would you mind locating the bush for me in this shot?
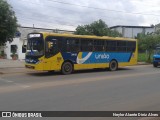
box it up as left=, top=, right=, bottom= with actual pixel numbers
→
left=138, top=52, right=153, bottom=63
left=10, top=53, right=18, bottom=60
left=0, top=51, right=6, bottom=59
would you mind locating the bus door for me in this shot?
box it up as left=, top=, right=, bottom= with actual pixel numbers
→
left=44, top=38, right=58, bottom=70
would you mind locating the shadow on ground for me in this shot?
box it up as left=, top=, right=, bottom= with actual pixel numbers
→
left=27, top=67, right=132, bottom=77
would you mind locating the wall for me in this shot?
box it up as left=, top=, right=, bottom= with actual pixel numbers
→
left=4, top=38, right=21, bottom=59
left=110, top=26, right=155, bottom=38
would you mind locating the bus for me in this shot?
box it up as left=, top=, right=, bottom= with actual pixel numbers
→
left=25, top=32, right=138, bottom=74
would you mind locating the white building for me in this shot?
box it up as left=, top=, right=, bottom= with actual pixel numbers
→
left=4, top=26, right=74, bottom=60
left=110, top=25, right=155, bottom=38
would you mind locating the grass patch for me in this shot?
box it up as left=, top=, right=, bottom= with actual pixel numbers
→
left=138, top=53, right=153, bottom=62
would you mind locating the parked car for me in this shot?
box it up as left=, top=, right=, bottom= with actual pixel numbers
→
left=153, top=47, right=160, bottom=67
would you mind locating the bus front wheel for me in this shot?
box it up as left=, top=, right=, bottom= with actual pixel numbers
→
left=61, top=62, right=73, bottom=75
left=109, top=60, right=118, bottom=71
left=153, top=63, right=158, bottom=67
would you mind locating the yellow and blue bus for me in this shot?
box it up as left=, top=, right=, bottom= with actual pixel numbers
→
left=25, top=32, right=138, bottom=74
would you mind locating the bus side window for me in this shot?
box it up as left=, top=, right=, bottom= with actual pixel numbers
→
left=66, top=38, right=80, bottom=52
left=94, top=40, right=105, bottom=51
left=81, top=39, right=93, bottom=51
left=106, top=40, right=117, bottom=52
left=45, top=37, right=59, bottom=58
left=117, top=41, right=127, bottom=52
left=127, top=41, right=136, bottom=52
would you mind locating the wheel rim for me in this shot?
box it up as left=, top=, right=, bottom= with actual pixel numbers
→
left=111, top=62, right=116, bottom=69
left=64, top=64, right=71, bottom=72
left=110, top=61, right=117, bottom=70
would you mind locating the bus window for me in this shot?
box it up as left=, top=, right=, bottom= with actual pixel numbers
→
left=81, top=39, right=93, bottom=51
left=127, top=41, right=136, bottom=52
left=117, top=41, right=127, bottom=52
left=45, top=37, right=58, bottom=58
left=66, top=38, right=80, bottom=52
left=94, top=40, right=105, bottom=51
left=106, top=41, right=117, bottom=52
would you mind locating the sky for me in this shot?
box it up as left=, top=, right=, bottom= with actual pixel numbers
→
left=7, top=0, right=160, bottom=31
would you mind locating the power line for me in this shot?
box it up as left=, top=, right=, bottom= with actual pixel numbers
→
left=12, top=0, right=160, bottom=24
left=14, top=8, right=142, bottom=24
left=130, top=0, right=160, bottom=7
left=10, top=0, right=160, bottom=17
left=15, top=8, right=158, bottom=28
left=16, top=15, right=77, bottom=27
left=46, top=0, right=160, bottom=17
left=8, top=0, right=160, bottom=28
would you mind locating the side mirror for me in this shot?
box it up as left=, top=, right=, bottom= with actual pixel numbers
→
left=22, top=44, right=26, bottom=49
left=23, top=38, right=27, bottom=49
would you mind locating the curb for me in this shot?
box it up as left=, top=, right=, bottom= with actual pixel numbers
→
left=0, top=67, right=24, bottom=69
left=137, top=62, right=152, bottom=65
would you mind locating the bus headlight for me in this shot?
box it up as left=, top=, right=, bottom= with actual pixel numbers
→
left=36, top=60, right=43, bottom=64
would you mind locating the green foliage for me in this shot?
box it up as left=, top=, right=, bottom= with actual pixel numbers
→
left=138, top=52, right=153, bottom=62
left=0, top=0, right=18, bottom=45
left=0, top=50, right=6, bottom=58
left=10, top=53, right=18, bottom=58
left=137, top=32, right=160, bottom=62
left=74, top=19, right=122, bottom=37
left=138, top=53, right=146, bottom=62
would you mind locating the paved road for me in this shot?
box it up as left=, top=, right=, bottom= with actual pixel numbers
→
left=0, top=65, right=160, bottom=119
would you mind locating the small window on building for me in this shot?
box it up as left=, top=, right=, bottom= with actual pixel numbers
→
left=22, top=45, right=26, bottom=53
left=11, top=45, right=18, bottom=53
left=15, top=31, right=21, bottom=37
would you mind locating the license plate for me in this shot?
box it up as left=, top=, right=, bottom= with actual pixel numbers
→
left=25, top=65, right=34, bottom=69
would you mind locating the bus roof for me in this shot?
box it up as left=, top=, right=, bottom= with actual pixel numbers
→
left=38, top=32, right=137, bottom=41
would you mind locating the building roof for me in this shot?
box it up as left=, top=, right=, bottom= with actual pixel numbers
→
left=19, top=26, right=75, bottom=32
left=110, top=25, right=154, bottom=29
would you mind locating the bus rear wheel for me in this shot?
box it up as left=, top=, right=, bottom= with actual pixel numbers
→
left=109, top=60, right=118, bottom=71
left=61, top=62, right=73, bottom=75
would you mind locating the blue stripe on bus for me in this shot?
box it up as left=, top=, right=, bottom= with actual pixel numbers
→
left=61, top=52, right=132, bottom=64
left=61, top=52, right=78, bottom=64
left=128, top=53, right=132, bottom=62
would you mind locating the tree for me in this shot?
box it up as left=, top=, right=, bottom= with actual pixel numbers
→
left=137, top=22, right=160, bottom=62
left=137, top=32, right=160, bottom=62
left=0, top=0, right=17, bottom=45
left=74, top=19, right=122, bottom=37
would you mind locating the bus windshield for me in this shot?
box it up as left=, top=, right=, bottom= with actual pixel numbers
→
left=155, top=47, right=160, bottom=55
left=26, top=34, right=44, bottom=56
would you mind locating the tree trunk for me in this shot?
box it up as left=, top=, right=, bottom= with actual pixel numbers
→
left=147, top=50, right=152, bottom=63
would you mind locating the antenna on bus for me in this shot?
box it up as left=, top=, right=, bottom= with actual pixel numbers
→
left=53, top=29, right=59, bottom=33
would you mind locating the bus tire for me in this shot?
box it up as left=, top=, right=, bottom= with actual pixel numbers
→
left=109, top=60, right=118, bottom=71
left=153, top=63, right=158, bottom=67
left=61, top=62, right=73, bottom=75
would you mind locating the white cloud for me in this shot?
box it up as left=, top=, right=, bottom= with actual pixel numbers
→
left=7, top=0, right=160, bottom=30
